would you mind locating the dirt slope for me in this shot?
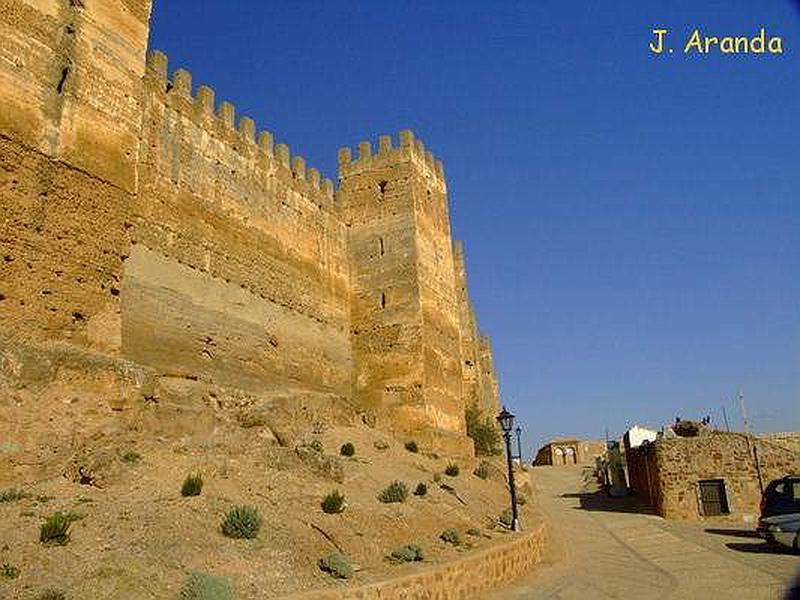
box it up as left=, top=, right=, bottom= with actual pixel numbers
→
left=0, top=374, right=535, bottom=599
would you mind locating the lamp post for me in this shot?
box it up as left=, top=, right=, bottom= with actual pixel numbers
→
left=497, top=406, right=520, bottom=532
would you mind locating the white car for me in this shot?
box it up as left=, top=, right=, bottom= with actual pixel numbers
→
left=761, top=513, right=800, bottom=553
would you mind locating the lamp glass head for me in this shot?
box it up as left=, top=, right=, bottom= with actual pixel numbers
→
left=496, top=406, right=515, bottom=433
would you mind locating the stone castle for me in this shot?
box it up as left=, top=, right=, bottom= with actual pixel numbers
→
left=0, top=0, right=499, bottom=453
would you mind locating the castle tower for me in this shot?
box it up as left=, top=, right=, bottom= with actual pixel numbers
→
left=0, top=0, right=153, bottom=192
left=0, top=0, right=153, bottom=351
left=338, top=131, right=471, bottom=454
left=454, top=241, right=501, bottom=417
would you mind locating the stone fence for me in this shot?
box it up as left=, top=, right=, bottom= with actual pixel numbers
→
left=287, top=522, right=548, bottom=600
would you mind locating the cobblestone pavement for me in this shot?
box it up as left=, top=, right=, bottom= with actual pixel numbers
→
left=484, top=466, right=800, bottom=599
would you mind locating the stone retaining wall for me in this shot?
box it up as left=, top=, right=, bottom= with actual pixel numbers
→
left=289, top=523, right=548, bottom=600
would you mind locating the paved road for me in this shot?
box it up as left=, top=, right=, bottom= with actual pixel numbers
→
left=485, top=466, right=800, bottom=599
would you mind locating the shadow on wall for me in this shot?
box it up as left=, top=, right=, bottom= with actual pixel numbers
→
left=560, top=491, right=657, bottom=515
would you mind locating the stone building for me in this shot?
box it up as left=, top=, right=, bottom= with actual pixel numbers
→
left=0, top=0, right=500, bottom=456
left=622, top=424, right=658, bottom=500
left=626, top=430, right=800, bottom=521
left=533, top=439, right=606, bottom=466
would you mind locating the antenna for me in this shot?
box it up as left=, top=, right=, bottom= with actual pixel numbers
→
left=721, top=404, right=731, bottom=433
left=738, top=390, right=750, bottom=434
left=738, top=390, right=764, bottom=494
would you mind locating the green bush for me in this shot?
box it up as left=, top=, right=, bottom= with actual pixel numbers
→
left=439, top=528, right=462, bottom=546
left=179, top=571, right=235, bottom=600
left=499, top=508, right=514, bottom=528
left=121, top=450, right=142, bottom=464
left=309, top=439, right=324, bottom=453
left=413, top=482, right=428, bottom=496
left=1, top=563, right=19, bottom=579
left=444, top=463, right=459, bottom=477
left=339, top=442, right=355, bottom=457
left=221, top=505, right=261, bottom=539
left=404, top=440, right=418, bottom=453
left=390, top=544, right=424, bottom=562
left=378, top=481, right=409, bottom=504
left=40, top=512, right=80, bottom=545
left=432, top=472, right=442, bottom=483
left=36, top=590, right=67, bottom=600
left=321, top=490, right=346, bottom=514
left=465, top=403, right=502, bottom=456
left=181, top=473, right=204, bottom=497
left=466, top=527, right=482, bottom=537
left=318, top=552, right=353, bottom=579
left=0, top=488, right=29, bottom=503
left=473, top=461, right=490, bottom=480
left=518, top=495, right=527, bottom=506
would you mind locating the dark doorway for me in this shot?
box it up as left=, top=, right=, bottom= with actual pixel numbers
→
left=699, top=479, right=729, bottom=516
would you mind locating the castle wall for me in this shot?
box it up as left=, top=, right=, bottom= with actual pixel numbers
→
left=0, top=0, right=151, bottom=190
left=1, top=1, right=499, bottom=452
left=0, top=0, right=152, bottom=353
left=455, top=242, right=500, bottom=418
left=454, top=242, right=480, bottom=410
left=120, top=54, right=353, bottom=395
left=477, top=335, right=501, bottom=415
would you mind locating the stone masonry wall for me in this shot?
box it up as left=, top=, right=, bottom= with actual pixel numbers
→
left=338, top=137, right=427, bottom=426
left=0, top=0, right=501, bottom=453
left=648, top=432, right=800, bottom=521
left=121, top=53, right=353, bottom=396
left=0, top=0, right=152, bottom=354
left=533, top=439, right=605, bottom=466
left=454, top=242, right=500, bottom=418
left=337, top=133, right=493, bottom=454
left=477, top=335, right=501, bottom=415
left=288, top=524, right=548, bottom=600
left=625, top=442, right=659, bottom=506
left=414, top=156, right=464, bottom=435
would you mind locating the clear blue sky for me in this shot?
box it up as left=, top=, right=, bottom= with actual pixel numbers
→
left=150, top=1, right=800, bottom=457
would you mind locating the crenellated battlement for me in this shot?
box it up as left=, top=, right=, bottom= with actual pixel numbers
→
left=144, top=50, right=335, bottom=207
left=337, top=130, right=447, bottom=193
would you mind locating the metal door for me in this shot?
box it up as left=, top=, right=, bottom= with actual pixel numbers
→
left=699, top=479, right=729, bottom=516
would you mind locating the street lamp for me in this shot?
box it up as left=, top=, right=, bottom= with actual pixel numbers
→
left=496, top=406, right=521, bottom=532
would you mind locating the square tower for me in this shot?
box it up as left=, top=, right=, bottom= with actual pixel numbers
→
left=338, top=131, right=470, bottom=453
